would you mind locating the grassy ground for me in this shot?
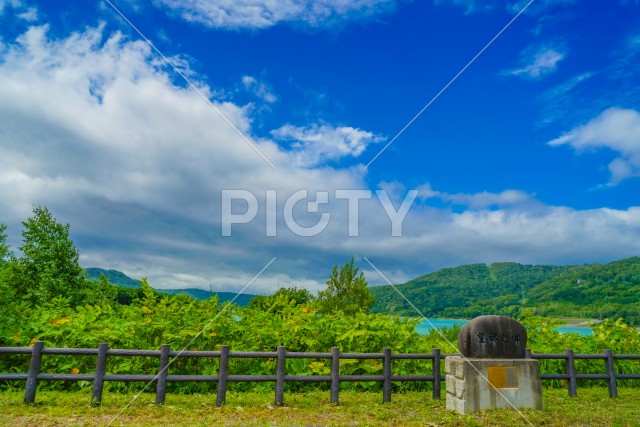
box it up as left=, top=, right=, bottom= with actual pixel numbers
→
left=1, top=387, right=639, bottom=426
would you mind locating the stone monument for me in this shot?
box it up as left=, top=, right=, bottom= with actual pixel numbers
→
left=445, top=315, right=543, bottom=414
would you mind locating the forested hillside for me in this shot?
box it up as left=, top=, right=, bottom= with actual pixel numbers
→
left=526, top=257, right=640, bottom=324
left=371, top=258, right=640, bottom=325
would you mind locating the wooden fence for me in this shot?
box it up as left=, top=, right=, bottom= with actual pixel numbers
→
left=0, top=342, right=638, bottom=406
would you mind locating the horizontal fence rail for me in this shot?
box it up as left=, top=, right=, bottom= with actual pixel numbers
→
left=1, top=342, right=638, bottom=406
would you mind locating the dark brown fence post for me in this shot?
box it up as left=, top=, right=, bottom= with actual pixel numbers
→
left=525, top=348, right=532, bottom=359
left=566, top=349, right=577, bottom=397
left=275, top=346, right=286, bottom=406
left=330, top=347, right=340, bottom=405
left=383, top=348, right=391, bottom=403
left=216, top=345, right=230, bottom=407
left=432, top=348, right=441, bottom=399
left=604, top=349, right=618, bottom=398
left=155, top=344, right=170, bottom=404
left=24, top=341, right=44, bottom=404
left=91, top=342, right=109, bottom=407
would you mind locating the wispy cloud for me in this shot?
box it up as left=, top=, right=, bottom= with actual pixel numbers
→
left=242, top=75, right=277, bottom=104
left=509, top=45, right=565, bottom=79
left=272, top=123, right=384, bottom=167
left=153, top=0, right=398, bottom=30
left=549, top=108, right=640, bottom=184
left=17, top=6, right=37, bottom=22
left=433, top=0, right=494, bottom=15
left=436, top=0, right=575, bottom=15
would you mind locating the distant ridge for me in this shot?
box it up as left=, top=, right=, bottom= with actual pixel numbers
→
left=157, top=288, right=254, bottom=306
left=85, top=267, right=255, bottom=306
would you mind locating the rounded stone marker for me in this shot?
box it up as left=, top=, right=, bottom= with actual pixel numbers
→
left=458, top=315, right=527, bottom=359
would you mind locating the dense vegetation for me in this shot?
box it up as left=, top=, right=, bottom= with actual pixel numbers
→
left=371, top=260, right=640, bottom=326
left=0, top=207, right=639, bottom=396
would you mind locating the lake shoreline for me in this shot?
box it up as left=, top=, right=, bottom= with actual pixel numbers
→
left=410, top=316, right=596, bottom=336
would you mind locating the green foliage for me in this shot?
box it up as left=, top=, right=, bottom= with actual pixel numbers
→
left=0, top=280, right=639, bottom=394
left=316, top=257, right=375, bottom=316
left=250, top=286, right=314, bottom=314
left=7, top=207, right=87, bottom=307
left=518, top=310, right=640, bottom=387
left=82, top=274, right=119, bottom=306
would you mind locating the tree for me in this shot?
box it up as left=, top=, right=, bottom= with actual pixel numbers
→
left=83, top=273, right=118, bottom=306
left=316, top=257, right=375, bottom=316
left=10, top=206, right=87, bottom=306
left=0, top=223, right=9, bottom=263
left=0, top=223, right=15, bottom=304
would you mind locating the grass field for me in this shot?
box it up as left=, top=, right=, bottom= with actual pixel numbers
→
left=1, top=387, right=639, bottom=426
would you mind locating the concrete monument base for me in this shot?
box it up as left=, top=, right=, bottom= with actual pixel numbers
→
left=445, top=356, right=543, bottom=414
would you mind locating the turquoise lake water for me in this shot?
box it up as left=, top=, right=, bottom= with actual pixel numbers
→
left=415, top=318, right=593, bottom=336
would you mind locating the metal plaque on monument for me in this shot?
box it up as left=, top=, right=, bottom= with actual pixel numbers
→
left=445, top=315, right=543, bottom=414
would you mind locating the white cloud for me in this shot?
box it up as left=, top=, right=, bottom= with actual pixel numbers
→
left=510, top=46, right=565, bottom=79
left=548, top=108, right=640, bottom=184
left=272, top=123, right=384, bottom=167
left=507, top=0, right=575, bottom=13
left=415, top=183, right=532, bottom=209
left=432, top=0, right=492, bottom=15
left=16, top=5, right=36, bottom=21
left=154, top=0, right=398, bottom=30
left=242, top=75, right=277, bottom=103
left=444, top=189, right=533, bottom=209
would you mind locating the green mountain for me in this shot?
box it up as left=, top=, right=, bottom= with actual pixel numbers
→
left=371, top=262, right=583, bottom=319
left=85, top=267, right=255, bottom=306
left=525, top=257, right=640, bottom=324
left=86, top=268, right=142, bottom=289
left=371, top=257, right=640, bottom=325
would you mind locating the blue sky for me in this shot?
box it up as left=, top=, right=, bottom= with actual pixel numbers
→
left=0, top=0, right=639, bottom=294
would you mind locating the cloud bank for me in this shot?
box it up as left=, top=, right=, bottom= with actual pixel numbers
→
left=1, top=23, right=639, bottom=295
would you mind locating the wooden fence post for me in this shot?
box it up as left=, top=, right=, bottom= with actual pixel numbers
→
left=604, top=349, right=618, bottom=398
left=275, top=346, right=286, bottom=406
left=566, top=349, right=577, bottom=397
left=525, top=348, right=532, bottom=359
left=216, top=345, right=230, bottom=407
left=24, top=341, right=44, bottom=404
left=330, top=347, right=340, bottom=405
left=432, top=348, right=441, bottom=399
left=155, top=344, right=170, bottom=404
left=383, top=348, right=391, bottom=403
left=91, top=343, right=109, bottom=407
